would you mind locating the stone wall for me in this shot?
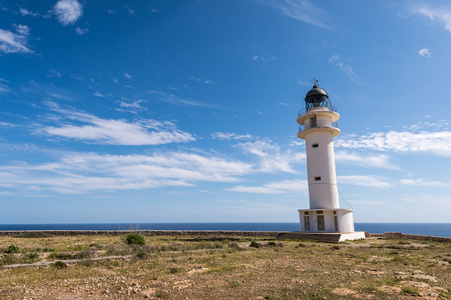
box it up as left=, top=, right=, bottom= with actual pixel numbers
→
left=383, top=232, right=451, bottom=243
left=0, top=230, right=280, bottom=238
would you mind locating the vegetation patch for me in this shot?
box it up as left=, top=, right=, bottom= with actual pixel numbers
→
left=125, top=233, right=145, bottom=246
left=15, top=232, right=53, bottom=238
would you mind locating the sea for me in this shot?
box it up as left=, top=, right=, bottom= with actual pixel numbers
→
left=0, top=223, right=450, bottom=238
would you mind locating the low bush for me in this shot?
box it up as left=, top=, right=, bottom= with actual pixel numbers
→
left=249, top=241, right=263, bottom=248
left=52, top=261, right=67, bottom=269
left=125, top=233, right=145, bottom=246
left=6, top=245, right=19, bottom=254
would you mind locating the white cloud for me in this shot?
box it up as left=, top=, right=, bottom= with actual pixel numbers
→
left=418, top=48, right=431, bottom=57
left=22, top=81, right=73, bottom=100
left=54, top=0, right=83, bottom=26
left=146, top=90, right=219, bottom=108
left=403, top=119, right=449, bottom=131
left=117, top=99, right=147, bottom=113
left=400, top=193, right=451, bottom=207
left=399, top=179, right=449, bottom=187
left=0, top=122, right=17, bottom=127
left=19, top=8, right=39, bottom=17
left=92, top=91, right=106, bottom=97
left=37, top=102, right=196, bottom=146
left=0, top=79, right=8, bottom=93
left=338, top=175, right=391, bottom=189
left=212, top=132, right=252, bottom=140
left=258, top=0, right=329, bottom=29
left=335, top=151, right=398, bottom=170
left=336, top=130, right=451, bottom=156
left=0, top=151, right=253, bottom=194
left=75, top=27, right=88, bottom=35
left=47, top=69, right=62, bottom=78
left=251, top=55, right=276, bottom=62
left=0, top=24, right=32, bottom=54
left=329, top=55, right=365, bottom=86
left=227, top=179, right=308, bottom=194
left=123, top=73, right=133, bottom=79
left=411, top=4, right=451, bottom=33
left=235, top=139, right=305, bottom=173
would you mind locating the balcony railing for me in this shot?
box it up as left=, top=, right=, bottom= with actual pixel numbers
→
left=299, top=123, right=339, bottom=132
left=298, top=104, right=337, bottom=117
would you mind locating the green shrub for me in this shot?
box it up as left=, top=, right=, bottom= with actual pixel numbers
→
left=28, top=253, right=39, bottom=260
left=52, top=261, right=68, bottom=269
left=249, top=241, right=263, bottom=248
left=6, top=245, right=19, bottom=253
left=125, top=233, right=145, bottom=246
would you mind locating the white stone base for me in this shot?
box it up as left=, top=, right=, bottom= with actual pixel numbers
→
left=337, top=231, right=366, bottom=242
left=298, top=208, right=355, bottom=233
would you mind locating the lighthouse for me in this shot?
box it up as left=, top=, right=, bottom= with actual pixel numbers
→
left=296, top=81, right=365, bottom=241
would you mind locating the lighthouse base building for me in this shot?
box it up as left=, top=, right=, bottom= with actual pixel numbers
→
left=291, top=82, right=365, bottom=242
left=298, top=209, right=365, bottom=241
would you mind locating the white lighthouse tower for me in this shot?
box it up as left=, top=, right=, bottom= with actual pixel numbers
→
left=297, top=81, right=365, bottom=241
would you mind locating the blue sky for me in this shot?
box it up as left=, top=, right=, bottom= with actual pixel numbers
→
left=1, top=0, right=451, bottom=224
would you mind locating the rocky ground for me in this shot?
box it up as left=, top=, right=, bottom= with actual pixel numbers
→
left=0, top=234, right=450, bottom=299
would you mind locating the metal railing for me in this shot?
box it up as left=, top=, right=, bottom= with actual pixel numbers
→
left=298, top=123, right=339, bottom=132
left=298, top=104, right=337, bottom=117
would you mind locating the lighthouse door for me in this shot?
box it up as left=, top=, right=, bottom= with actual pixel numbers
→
left=317, top=215, right=325, bottom=231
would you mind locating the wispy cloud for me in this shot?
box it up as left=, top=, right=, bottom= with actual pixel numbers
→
left=227, top=179, right=308, bottom=194
left=418, top=48, right=431, bottom=57
left=399, top=178, right=449, bottom=187
left=54, top=0, right=83, bottom=26
left=123, top=73, right=133, bottom=79
left=251, top=55, right=276, bottom=62
left=0, top=24, right=32, bottom=54
left=75, top=27, right=88, bottom=35
left=338, top=175, right=391, bottom=189
left=146, top=90, right=219, bottom=108
left=329, top=55, right=365, bottom=86
left=235, top=139, right=305, bottom=173
left=47, top=69, right=62, bottom=78
left=0, top=122, right=18, bottom=127
left=22, top=81, right=74, bottom=100
left=335, top=151, right=398, bottom=170
left=257, top=0, right=329, bottom=29
left=411, top=4, right=451, bottom=33
left=189, top=75, right=215, bottom=84
left=336, top=130, right=451, bottom=157
left=92, top=91, right=106, bottom=97
left=212, top=132, right=253, bottom=140
left=116, top=99, right=147, bottom=113
left=19, top=7, right=39, bottom=17
left=37, top=102, right=196, bottom=146
left=0, top=151, right=253, bottom=194
left=0, top=78, right=8, bottom=93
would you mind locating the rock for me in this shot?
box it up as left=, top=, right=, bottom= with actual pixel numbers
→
left=413, top=274, right=437, bottom=282
left=331, top=288, right=355, bottom=296
left=377, top=285, right=401, bottom=294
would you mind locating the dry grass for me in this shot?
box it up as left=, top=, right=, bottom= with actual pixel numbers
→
left=0, top=234, right=450, bottom=299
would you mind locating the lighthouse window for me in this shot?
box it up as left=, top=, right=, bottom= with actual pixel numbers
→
left=311, top=117, right=317, bottom=128
left=312, top=143, right=318, bottom=148
left=314, top=176, right=321, bottom=181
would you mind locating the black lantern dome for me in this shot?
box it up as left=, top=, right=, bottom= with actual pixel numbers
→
left=304, top=82, right=335, bottom=111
